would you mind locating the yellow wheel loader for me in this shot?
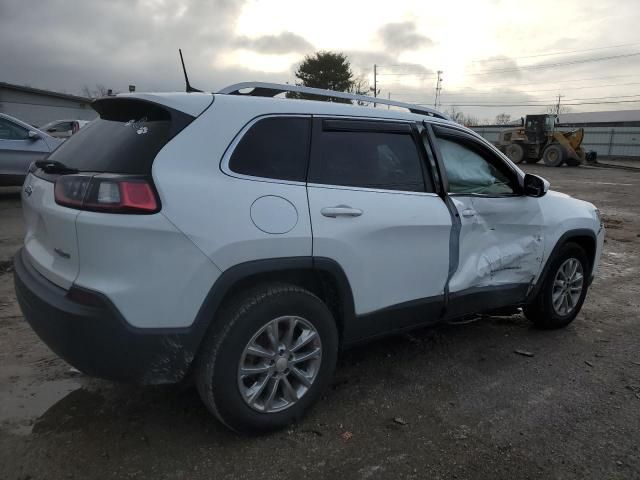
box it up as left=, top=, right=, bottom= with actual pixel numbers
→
left=496, top=114, right=597, bottom=167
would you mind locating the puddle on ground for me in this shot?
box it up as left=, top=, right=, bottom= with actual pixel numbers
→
left=598, top=249, right=638, bottom=280
left=0, top=377, right=82, bottom=435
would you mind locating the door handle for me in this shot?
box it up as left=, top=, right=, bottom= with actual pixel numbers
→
left=321, top=206, right=363, bottom=218
left=461, top=208, right=477, bottom=218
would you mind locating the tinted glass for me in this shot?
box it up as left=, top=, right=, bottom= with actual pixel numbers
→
left=46, top=98, right=193, bottom=174
left=46, top=121, right=73, bottom=132
left=309, top=129, right=426, bottom=192
left=436, top=136, right=516, bottom=195
left=0, top=118, right=29, bottom=140
left=229, top=117, right=310, bottom=182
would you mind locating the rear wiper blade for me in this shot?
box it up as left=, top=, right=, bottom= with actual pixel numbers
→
left=34, top=160, right=78, bottom=174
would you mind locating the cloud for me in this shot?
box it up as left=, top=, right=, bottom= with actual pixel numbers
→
left=378, top=21, right=433, bottom=52
left=235, top=32, right=313, bottom=54
left=0, top=0, right=251, bottom=94
left=472, top=55, right=523, bottom=80
left=345, top=51, right=396, bottom=72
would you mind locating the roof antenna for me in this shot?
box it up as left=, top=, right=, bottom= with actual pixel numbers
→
left=179, top=49, right=202, bottom=93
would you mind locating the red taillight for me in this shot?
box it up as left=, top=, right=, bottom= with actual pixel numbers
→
left=54, top=175, right=159, bottom=214
left=120, top=181, right=158, bottom=211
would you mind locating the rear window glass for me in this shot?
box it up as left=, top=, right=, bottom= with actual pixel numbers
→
left=229, top=117, right=311, bottom=182
left=46, top=99, right=193, bottom=174
left=309, top=129, right=427, bottom=192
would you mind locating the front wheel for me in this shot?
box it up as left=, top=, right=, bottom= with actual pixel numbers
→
left=542, top=143, right=566, bottom=167
left=195, top=283, right=338, bottom=433
left=524, top=242, right=589, bottom=329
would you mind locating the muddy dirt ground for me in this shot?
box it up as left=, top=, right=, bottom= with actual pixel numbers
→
left=1, top=164, right=639, bottom=480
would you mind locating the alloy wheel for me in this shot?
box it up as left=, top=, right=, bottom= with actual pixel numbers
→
left=237, top=316, right=322, bottom=413
left=552, top=258, right=584, bottom=316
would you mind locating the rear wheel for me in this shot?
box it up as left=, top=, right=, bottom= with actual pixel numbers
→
left=505, top=143, right=525, bottom=163
left=195, top=283, right=338, bottom=433
left=524, top=242, right=589, bottom=329
left=542, top=143, right=566, bottom=167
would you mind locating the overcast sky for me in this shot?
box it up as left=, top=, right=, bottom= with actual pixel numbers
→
left=2, top=0, right=640, bottom=122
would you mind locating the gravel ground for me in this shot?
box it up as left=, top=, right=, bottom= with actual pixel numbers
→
left=0, top=163, right=639, bottom=480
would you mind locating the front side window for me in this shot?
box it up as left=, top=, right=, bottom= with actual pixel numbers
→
left=436, top=136, right=517, bottom=195
left=229, top=117, right=311, bottom=182
left=0, top=118, right=29, bottom=140
left=309, top=126, right=427, bottom=192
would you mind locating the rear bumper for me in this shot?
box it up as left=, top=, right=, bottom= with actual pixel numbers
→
left=13, top=248, right=199, bottom=384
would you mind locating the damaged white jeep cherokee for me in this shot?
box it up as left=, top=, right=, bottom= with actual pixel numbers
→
left=14, top=82, right=604, bottom=432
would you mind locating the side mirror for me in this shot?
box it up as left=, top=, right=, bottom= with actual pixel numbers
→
left=27, top=130, right=40, bottom=140
left=523, top=173, right=549, bottom=197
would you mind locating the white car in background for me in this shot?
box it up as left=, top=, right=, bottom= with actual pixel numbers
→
left=0, top=113, right=63, bottom=186
left=39, top=119, right=90, bottom=139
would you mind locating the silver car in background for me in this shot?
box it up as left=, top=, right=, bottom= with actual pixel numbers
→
left=0, top=113, right=63, bottom=186
left=39, top=119, right=90, bottom=139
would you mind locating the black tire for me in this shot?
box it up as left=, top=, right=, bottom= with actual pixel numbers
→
left=542, top=143, right=566, bottom=167
left=195, top=283, right=338, bottom=433
left=524, top=157, right=541, bottom=164
left=505, top=143, right=525, bottom=163
left=524, top=242, right=590, bottom=329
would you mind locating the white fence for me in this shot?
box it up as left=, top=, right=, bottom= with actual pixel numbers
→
left=470, top=125, right=640, bottom=158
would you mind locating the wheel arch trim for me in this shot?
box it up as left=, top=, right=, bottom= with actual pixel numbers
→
left=527, top=228, right=597, bottom=302
left=190, top=256, right=356, bottom=352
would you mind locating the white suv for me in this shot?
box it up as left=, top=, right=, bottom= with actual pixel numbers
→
left=14, top=83, right=604, bottom=432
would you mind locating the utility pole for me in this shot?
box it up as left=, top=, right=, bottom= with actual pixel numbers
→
left=372, top=64, right=377, bottom=108
left=387, top=91, right=390, bottom=110
left=434, top=70, right=443, bottom=109
left=554, top=94, right=563, bottom=116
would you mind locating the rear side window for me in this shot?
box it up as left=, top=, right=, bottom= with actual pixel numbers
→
left=229, top=117, right=311, bottom=182
left=46, top=98, right=194, bottom=174
left=309, top=123, right=427, bottom=192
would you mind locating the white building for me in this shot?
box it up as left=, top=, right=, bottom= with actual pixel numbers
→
left=558, top=110, right=640, bottom=126
left=0, top=82, right=97, bottom=127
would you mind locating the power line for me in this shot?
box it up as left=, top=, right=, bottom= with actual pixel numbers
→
left=393, top=82, right=640, bottom=101
left=417, top=99, right=640, bottom=107
left=454, top=82, right=640, bottom=95
left=471, top=52, right=640, bottom=75
left=385, top=83, right=640, bottom=99
left=563, top=93, right=640, bottom=101
left=376, top=51, right=640, bottom=78
left=376, top=41, right=640, bottom=69
left=469, top=41, right=640, bottom=63
left=378, top=73, right=640, bottom=92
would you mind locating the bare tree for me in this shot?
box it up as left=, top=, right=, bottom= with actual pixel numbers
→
left=81, top=84, right=110, bottom=98
left=495, top=113, right=512, bottom=124
left=446, top=106, right=479, bottom=126
left=349, top=74, right=371, bottom=105
left=446, top=105, right=465, bottom=124
left=544, top=104, right=572, bottom=115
